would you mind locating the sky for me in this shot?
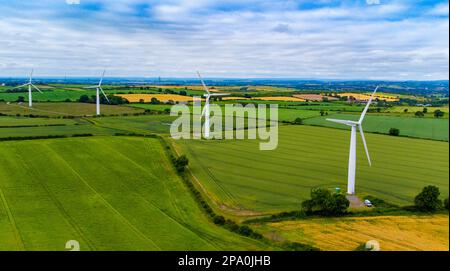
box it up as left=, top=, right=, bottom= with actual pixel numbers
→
left=0, top=0, right=448, bottom=80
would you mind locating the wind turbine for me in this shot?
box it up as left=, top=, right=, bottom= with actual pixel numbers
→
left=326, top=86, right=379, bottom=195
left=84, top=70, right=110, bottom=116
left=197, top=71, right=229, bottom=138
left=11, top=69, right=42, bottom=108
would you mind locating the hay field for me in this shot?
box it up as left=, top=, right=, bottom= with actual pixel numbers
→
left=254, top=215, right=449, bottom=251
left=115, top=94, right=200, bottom=103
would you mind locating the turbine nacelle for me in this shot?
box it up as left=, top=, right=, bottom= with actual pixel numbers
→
left=84, top=70, right=110, bottom=104
left=197, top=71, right=229, bottom=117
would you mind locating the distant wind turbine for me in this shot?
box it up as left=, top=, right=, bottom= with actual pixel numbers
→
left=197, top=71, right=229, bottom=138
left=11, top=69, right=42, bottom=108
left=84, top=70, right=110, bottom=116
left=326, top=86, right=379, bottom=195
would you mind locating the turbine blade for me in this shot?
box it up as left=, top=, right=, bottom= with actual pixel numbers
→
left=209, top=93, right=230, bottom=96
left=99, top=87, right=110, bottom=103
left=10, top=83, right=29, bottom=90
left=99, top=70, right=106, bottom=86
left=31, top=84, right=43, bottom=93
left=197, top=71, right=210, bottom=94
left=359, top=86, right=379, bottom=123
left=29, top=69, right=34, bottom=83
left=326, top=118, right=357, bottom=126
left=358, top=125, right=372, bottom=166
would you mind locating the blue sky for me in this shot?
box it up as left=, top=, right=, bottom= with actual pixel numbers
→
left=0, top=0, right=448, bottom=79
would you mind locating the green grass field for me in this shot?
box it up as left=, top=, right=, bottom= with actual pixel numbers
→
left=0, top=86, right=162, bottom=102
left=0, top=136, right=269, bottom=251
left=0, top=102, right=145, bottom=117
left=304, top=114, right=449, bottom=141
left=177, top=125, right=449, bottom=214
left=130, top=103, right=322, bottom=122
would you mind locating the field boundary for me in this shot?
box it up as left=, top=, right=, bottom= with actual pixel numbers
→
left=159, top=136, right=319, bottom=251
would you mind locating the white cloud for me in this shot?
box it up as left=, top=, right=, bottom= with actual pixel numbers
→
left=0, top=0, right=448, bottom=80
left=366, top=0, right=380, bottom=5
left=427, top=2, right=449, bottom=16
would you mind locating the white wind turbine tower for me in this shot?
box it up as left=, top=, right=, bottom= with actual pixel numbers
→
left=11, top=69, right=42, bottom=108
left=326, top=86, right=379, bottom=195
left=197, top=71, right=229, bottom=138
left=84, top=70, right=110, bottom=116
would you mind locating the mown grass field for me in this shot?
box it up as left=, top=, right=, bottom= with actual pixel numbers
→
left=176, top=125, right=449, bottom=214
left=253, top=215, right=449, bottom=251
left=304, top=113, right=449, bottom=141
left=0, top=137, right=269, bottom=251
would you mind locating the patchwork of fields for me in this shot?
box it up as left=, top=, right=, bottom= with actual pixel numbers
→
left=0, top=137, right=268, bottom=251
left=305, top=114, right=449, bottom=141
left=0, top=87, right=448, bottom=251
left=177, top=125, right=449, bottom=213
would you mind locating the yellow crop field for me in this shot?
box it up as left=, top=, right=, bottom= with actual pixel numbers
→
left=115, top=94, right=200, bottom=103
left=221, top=96, right=251, bottom=100
left=340, top=92, right=399, bottom=102
left=256, top=215, right=449, bottom=251
left=253, top=96, right=306, bottom=102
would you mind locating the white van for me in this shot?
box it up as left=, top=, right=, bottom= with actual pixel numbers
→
left=364, top=199, right=373, bottom=207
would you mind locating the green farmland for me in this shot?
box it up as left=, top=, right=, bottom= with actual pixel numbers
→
left=177, top=125, right=449, bottom=214
left=0, top=137, right=269, bottom=251
left=0, top=102, right=145, bottom=117
left=304, top=114, right=449, bottom=141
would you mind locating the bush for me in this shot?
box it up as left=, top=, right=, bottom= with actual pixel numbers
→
left=414, top=185, right=442, bottom=212
left=414, top=111, right=424, bottom=118
left=213, top=215, right=225, bottom=225
left=79, top=95, right=90, bottom=103
left=389, top=128, right=400, bottom=136
left=284, top=242, right=320, bottom=251
left=173, top=155, right=189, bottom=172
left=293, top=118, right=303, bottom=125
left=434, top=110, right=444, bottom=118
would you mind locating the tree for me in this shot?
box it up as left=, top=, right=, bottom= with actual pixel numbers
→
left=389, top=128, right=400, bottom=136
left=179, top=90, right=187, bottom=96
left=434, top=110, right=444, bottom=118
left=423, top=107, right=428, bottom=114
left=320, top=110, right=326, bottom=116
left=414, top=185, right=442, bottom=212
left=173, top=155, right=189, bottom=172
left=403, top=108, right=408, bottom=113
left=79, top=95, right=90, bottom=103
left=301, top=188, right=349, bottom=216
left=414, top=111, right=424, bottom=118
left=444, top=198, right=449, bottom=210
left=17, top=96, right=25, bottom=103
left=150, top=97, right=161, bottom=104
left=293, top=118, right=303, bottom=125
